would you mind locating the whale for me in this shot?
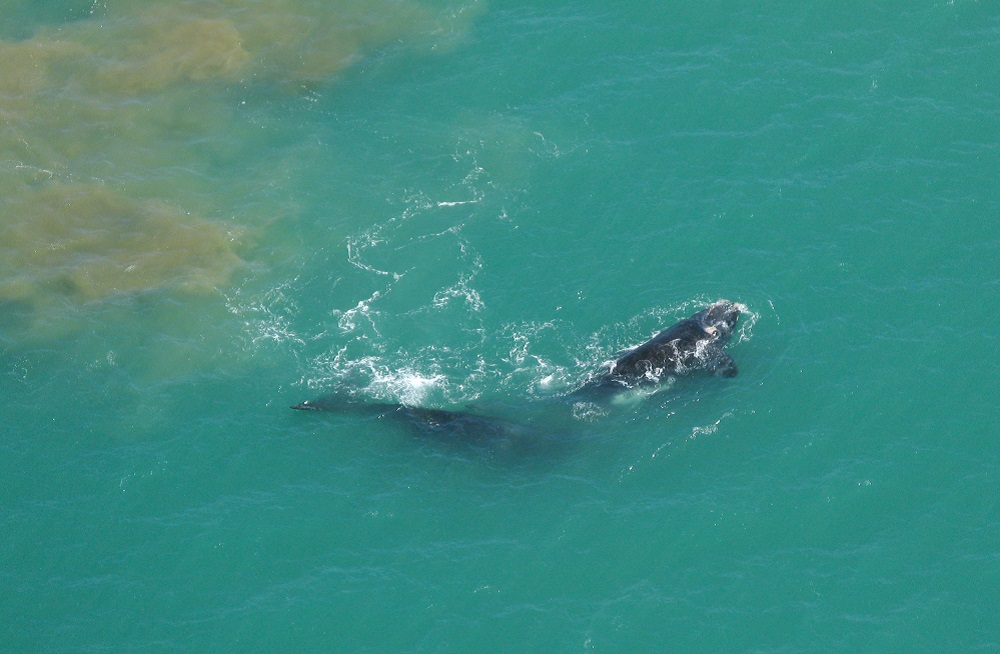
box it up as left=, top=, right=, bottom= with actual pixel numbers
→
left=586, top=299, right=742, bottom=389
left=291, top=299, right=743, bottom=448
left=292, top=393, right=567, bottom=459
left=293, top=394, right=514, bottom=440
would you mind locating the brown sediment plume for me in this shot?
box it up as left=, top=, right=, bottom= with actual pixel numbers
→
left=0, top=184, right=243, bottom=303
left=0, top=36, right=85, bottom=99
left=88, top=0, right=477, bottom=91
left=94, top=15, right=252, bottom=93
left=0, top=0, right=480, bottom=177
left=0, top=0, right=480, bottom=320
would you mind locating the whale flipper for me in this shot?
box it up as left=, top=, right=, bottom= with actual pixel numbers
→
left=708, top=351, right=738, bottom=378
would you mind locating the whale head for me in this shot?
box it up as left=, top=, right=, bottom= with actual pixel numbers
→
left=695, top=299, right=741, bottom=343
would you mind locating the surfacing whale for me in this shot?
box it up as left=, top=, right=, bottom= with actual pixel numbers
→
left=586, top=299, right=742, bottom=389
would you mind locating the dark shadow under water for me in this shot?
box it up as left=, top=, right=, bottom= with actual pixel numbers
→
left=292, top=394, right=580, bottom=466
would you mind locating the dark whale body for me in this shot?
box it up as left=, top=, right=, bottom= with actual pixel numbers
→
left=589, top=299, right=741, bottom=388
left=292, top=299, right=743, bottom=449
left=292, top=394, right=561, bottom=458
left=293, top=395, right=512, bottom=440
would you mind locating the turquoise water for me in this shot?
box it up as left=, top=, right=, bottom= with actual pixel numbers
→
left=2, top=1, right=998, bottom=651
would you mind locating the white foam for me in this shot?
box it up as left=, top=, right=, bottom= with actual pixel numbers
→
left=689, top=412, right=734, bottom=440
left=226, top=280, right=307, bottom=350
left=436, top=200, right=478, bottom=207
left=371, top=368, right=446, bottom=406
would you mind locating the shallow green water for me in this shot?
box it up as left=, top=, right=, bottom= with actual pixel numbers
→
left=2, top=1, right=998, bottom=652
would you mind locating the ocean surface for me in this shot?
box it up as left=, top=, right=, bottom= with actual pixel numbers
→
left=2, top=1, right=997, bottom=651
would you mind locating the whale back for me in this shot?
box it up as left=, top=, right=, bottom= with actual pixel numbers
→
left=596, top=299, right=742, bottom=385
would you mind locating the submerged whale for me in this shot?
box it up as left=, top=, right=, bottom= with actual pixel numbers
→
left=292, top=394, right=565, bottom=459
left=293, top=394, right=513, bottom=440
left=292, top=299, right=743, bottom=447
